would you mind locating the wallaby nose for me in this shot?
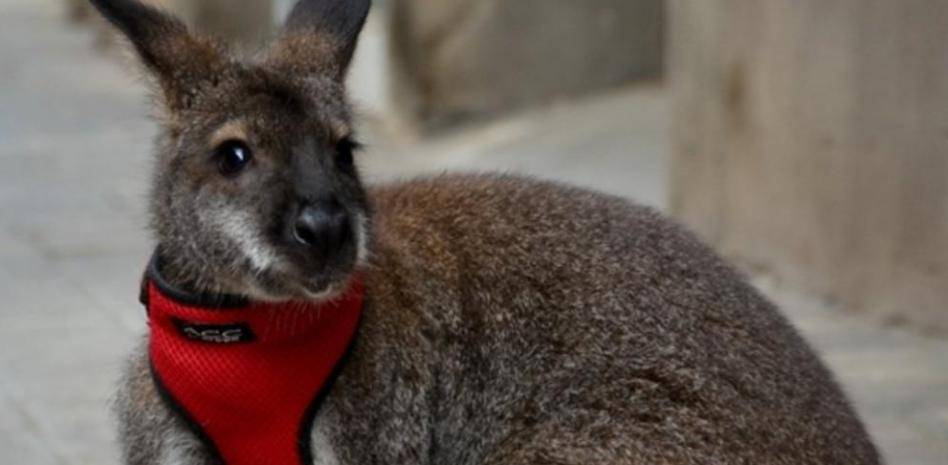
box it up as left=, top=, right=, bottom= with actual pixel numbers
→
left=292, top=198, right=351, bottom=253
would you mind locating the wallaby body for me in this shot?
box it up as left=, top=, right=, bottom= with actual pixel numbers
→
left=118, top=176, right=880, bottom=465
left=89, top=0, right=881, bottom=464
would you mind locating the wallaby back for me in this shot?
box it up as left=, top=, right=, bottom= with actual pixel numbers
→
left=321, top=173, right=880, bottom=465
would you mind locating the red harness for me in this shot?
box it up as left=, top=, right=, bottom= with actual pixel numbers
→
left=141, top=257, right=364, bottom=465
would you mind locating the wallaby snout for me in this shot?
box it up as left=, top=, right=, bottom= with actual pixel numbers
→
left=289, top=196, right=353, bottom=262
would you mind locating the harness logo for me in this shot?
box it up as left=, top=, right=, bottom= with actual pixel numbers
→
left=172, top=319, right=255, bottom=344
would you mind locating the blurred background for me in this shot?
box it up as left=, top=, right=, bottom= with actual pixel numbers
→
left=1, top=0, right=946, bottom=463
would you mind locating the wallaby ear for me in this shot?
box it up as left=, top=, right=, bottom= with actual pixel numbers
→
left=267, top=0, right=372, bottom=81
left=88, top=0, right=225, bottom=110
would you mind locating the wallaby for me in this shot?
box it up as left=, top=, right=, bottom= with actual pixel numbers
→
left=88, top=0, right=882, bottom=464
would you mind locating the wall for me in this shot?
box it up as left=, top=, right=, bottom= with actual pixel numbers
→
left=668, top=0, right=948, bottom=333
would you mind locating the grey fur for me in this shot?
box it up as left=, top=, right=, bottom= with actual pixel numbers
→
left=97, top=0, right=882, bottom=464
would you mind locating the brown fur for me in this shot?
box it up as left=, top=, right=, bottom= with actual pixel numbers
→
left=91, top=1, right=882, bottom=464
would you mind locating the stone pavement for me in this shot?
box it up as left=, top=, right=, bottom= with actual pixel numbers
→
left=0, top=1, right=945, bottom=464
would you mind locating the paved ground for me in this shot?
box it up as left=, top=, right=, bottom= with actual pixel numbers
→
left=1, top=1, right=946, bottom=464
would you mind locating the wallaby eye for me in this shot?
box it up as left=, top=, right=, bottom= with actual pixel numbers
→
left=215, top=140, right=253, bottom=176
left=335, top=138, right=359, bottom=170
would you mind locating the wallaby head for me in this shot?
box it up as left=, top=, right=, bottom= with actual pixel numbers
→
left=90, top=0, right=372, bottom=300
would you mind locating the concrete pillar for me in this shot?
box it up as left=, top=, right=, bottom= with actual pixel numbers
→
left=389, top=0, right=664, bottom=129
left=68, top=0, right=273, bottom=52
left=178, top=0, right=274, bottom=52
left=668, top=0, right=948, bottom=333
